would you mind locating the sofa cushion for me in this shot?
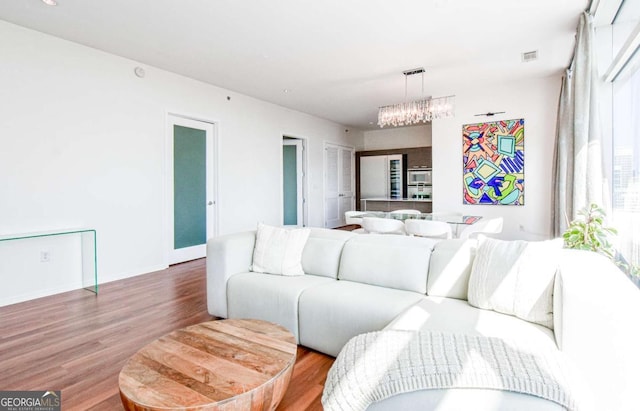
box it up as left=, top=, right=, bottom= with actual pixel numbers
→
left=385, top=297, right=557, bottom=350
left=298, top=280, right=424, bottom=356
left=251, top=222, right=310, bottom=276
left=206, top=230, right=256, bottom=318
left=427, top=239, right=475, bottom=299
left=301, top=228, right=354, bottom=279
left=227, top=272, right=333, bottom=342
left=367, top=388, right=566, bottom=411
left=338, top=234, right=437, bottom=293
left=467, top=237, right=562, bottom=329
left=554, top=249, right=640, bottom=411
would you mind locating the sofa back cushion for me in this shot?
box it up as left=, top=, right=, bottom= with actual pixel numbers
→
left=467, top=236, right=562, bottom=330
left=302, top=228, right=355, bottom=279
left=427, top=239, right=476, bottom=299
left=252, top=223, right=311, bottom=276
left=338, top=234, right=437, bottom=293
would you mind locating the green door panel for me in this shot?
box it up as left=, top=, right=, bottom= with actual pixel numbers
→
left=174, top=125, right=206, bottom=249
left=283, top=145, right=298, bottom=225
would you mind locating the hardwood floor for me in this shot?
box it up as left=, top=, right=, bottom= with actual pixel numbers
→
left=0, top=259, right=334, bottom=410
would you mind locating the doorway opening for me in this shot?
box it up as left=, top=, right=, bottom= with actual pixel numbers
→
left=283, top=137, right=307, bottom=227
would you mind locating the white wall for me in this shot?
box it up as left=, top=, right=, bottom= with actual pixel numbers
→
left=362, top=124, right=431, bottom=150
left=432, top=76, right=561, bottom=240
left=0, top=21, right=361, bottom=305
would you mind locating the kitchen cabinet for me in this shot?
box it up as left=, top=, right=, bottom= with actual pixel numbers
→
left=360, top=155, right=403, bottom=199
left=406, top=147, right=432, bottom=169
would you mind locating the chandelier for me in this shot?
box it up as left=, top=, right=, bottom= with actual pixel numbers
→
left=377, top=68, right=455, bottom=128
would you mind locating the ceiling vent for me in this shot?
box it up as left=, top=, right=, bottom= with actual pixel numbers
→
left=521, top=50, right=538, bottom=63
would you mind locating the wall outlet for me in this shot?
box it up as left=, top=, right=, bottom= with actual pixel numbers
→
left=40, top=251, right=51, bottom=263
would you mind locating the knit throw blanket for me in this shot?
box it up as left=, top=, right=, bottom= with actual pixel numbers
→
left=322, top=330, right=582, bottom=411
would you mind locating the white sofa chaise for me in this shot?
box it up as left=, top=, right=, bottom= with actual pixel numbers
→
left=206, top=228, right=640, bottom=411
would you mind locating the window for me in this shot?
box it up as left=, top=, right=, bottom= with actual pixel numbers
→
left=612, top=51, right=640, bottom=268
left=601, top=0, right=640, bottom=270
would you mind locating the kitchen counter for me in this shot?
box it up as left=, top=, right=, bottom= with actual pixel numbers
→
left=362, top=197, right=432, bottom=202
left=360, top=198, right=433, bottom=213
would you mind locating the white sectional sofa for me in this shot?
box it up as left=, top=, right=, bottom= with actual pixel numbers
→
left=206, top=228, right=640, bottom=411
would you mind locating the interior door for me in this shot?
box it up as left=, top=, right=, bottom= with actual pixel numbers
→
left=339, top=147, right=355, bottom=222
left=324, top=143, right=354, bottom=228
left=168, top=115, right=216, bottom=264
left=283, top=139, right=304, bottom=226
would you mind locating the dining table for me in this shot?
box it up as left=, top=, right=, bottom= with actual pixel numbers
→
left=359, top=211, right=482, bottom=238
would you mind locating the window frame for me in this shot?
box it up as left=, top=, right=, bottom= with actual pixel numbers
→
left=594, top=0, right=640, bottom=274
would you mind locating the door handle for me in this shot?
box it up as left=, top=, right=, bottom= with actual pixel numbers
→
left=208, top=201, right=214, bottom=205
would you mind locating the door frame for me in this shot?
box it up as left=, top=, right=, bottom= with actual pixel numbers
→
left=281, top=134, right=308, bottom=227
left=165, top=112, right=219, bottom=266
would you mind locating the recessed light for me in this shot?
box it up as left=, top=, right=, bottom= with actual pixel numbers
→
left=522, top=50, right=538, bottom=62
left=282, top=89, right=291, bottom=93
left=41, top=0, right=57, bottom=6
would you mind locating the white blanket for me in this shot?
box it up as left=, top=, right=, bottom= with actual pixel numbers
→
left=322, top=330, right=583, bottom=411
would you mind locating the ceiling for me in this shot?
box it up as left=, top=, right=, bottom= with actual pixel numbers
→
left=0, top=0, right=589, bottom=130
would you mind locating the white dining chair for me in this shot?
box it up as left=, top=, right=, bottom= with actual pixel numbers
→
left=344, top=211, right=367, bottom=233
left=405, top=219, right=452, bottom=239
left=361, top=217, right=406, bottom=235
left=389, top=209, right=421, bottom=215
left=458, top=217, right=504, bottom=240
left=344, top=210, right=367, bottom=225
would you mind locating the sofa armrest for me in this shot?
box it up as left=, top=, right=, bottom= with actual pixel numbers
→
left=554, top=249, right=640, bottom=411
left=206, top=231, right=256, bottom=318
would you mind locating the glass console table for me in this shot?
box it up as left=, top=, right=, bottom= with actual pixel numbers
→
left=0, top=228, right=98, bottom=294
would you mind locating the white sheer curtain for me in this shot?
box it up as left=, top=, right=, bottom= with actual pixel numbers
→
left=552, top=11, right=606, bottom=236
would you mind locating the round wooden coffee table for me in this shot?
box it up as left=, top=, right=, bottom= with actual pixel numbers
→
left=118, top=319, right=297, bottom=411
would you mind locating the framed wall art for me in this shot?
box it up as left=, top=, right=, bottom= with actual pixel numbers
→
left=462, top=118, right=524, bottom=206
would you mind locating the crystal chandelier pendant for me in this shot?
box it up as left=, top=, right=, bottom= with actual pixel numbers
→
left=377, top=68, right=455, bottom=127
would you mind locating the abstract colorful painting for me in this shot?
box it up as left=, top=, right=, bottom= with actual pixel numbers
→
left=463, top=118, right=524, bottom=206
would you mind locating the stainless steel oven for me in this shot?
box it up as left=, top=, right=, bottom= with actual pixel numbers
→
left=407, top=169, right=432, bottom=185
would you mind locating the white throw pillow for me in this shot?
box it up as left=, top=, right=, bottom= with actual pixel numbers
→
left=251, top=223, right=311, bottom=276
left=467, top=236, right=562, bottom=329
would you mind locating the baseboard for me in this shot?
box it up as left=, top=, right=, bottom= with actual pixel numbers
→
left=0, top=282, right=83, bottom=308
left=97, top=264, right=169, bottom=285
left=0, top=264, right=170, bottom=308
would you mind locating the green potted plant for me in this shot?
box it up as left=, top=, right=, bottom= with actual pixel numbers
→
left=563, top=203, right=640, bottom=287
left=563, top=203, right=617, bottom=258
